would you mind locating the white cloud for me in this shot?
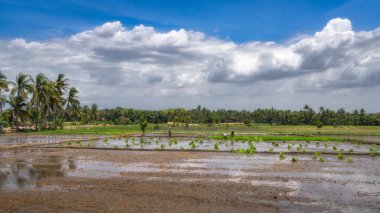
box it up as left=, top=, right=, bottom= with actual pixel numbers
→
left=1, top=18, right=380, bottom=111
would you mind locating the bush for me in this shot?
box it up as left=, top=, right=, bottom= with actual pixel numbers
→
left=0, top=119, right=9, bottom=128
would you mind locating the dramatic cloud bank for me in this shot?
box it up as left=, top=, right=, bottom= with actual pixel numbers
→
left=1, top=18, right=380, bottom=111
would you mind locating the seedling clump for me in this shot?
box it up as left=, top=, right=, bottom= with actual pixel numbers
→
left=346, top=158, right=353, bottom=163
left=279, top=152, right=286, bottom=160
left=337, top=153, right=344, bottom=160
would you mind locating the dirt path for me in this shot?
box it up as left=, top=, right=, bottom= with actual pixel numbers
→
left=0, top=148, right=379, bottom=212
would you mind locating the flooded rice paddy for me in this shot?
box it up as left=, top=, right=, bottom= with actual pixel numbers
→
left=0, top=135, right=379, bottom=212
left=0, top=134, right=107, bottom=148
left=57, top=136, right=378, bottom=154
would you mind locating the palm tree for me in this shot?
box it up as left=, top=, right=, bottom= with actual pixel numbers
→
left=32, top=73, right=50, bottom=130
left=0, top=71, right=9, bottom=117
left=10, top=73, right=34, bottom=129
left=66, top=87, right=79, bottom=109
left=52, top=74, right=69, bottom=128
left=65, top=87, right=80, bottom=121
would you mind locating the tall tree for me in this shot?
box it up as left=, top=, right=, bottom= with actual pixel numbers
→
left=10, top=73, right=34, bottom=129
left=0, top=71, right=9, bottom=118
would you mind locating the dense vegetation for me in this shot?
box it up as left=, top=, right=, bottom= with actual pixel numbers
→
left=1, top=71, right=380, bottom=133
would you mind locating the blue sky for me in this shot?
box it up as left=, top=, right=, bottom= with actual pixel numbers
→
left=1, top=0, right=380, bottom=42
left=1, top=0, right=380, bottom=111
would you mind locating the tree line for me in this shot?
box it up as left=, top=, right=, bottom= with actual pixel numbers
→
left=96, top=105, right=380, bottom=126
left=1, top=71, right=380, bottom=132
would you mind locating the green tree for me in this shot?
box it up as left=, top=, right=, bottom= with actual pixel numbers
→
left=139, top=118, right=148, bottom=135
left=10, top=73, right=34, bottom=129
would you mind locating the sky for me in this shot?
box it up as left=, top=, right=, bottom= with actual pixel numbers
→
left=0, top=0, right=380, bottom=112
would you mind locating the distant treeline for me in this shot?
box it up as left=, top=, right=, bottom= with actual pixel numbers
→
left=96, top=105, right=380, bottom=126
left=1, top=71, right=380, bottom=131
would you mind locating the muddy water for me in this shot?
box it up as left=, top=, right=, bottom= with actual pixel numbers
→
left=65, top=137, right=377, bottom=154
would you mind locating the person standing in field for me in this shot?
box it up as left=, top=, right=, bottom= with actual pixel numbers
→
left=168, top=127, right=172, bottom=137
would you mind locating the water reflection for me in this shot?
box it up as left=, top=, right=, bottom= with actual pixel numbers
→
left=0, top=155, right=76, bottom=190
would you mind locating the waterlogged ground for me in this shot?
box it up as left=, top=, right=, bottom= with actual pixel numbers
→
left=0, top=148, right=379, bottom=212
left=0, top=134, right=107, bottom=148
left=56, top=136, right=378, bottom=154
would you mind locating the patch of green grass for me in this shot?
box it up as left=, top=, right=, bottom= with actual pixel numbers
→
left=210, top=135, right=360, bottom=142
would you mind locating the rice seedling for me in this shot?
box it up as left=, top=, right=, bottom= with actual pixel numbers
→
left=369, top=145, right=378, bottom=157
left=214, top=142, right=220, bottom=150
left=316, top=142, right=320, bottom=147
left=349, top=148, right=354, bottom=153
left=279, top=151, right=286, bottom=160
left=287, top=144, right=292, bottom=151
left=125, top=143, right=130, bottom=149
left=346, top=158, right=353, bottom=163
left=67, top=141, right=72, bottom=145
left=296, top=144, right=302, bottom=151
left=189, top=141, right=196, bottom=150
left=337, top=153, right=344, bottom=160
left=160, top=144, right=166, bottom=150
left=114, top=145, right=119, bottom=149
left=319, top=157, right=325, bottom=162
left=291, top=156, right=297, bottom=162
left=268, top=147, right=274, bottom=152
left=312, top=152, right=321, bottom=160
left=324, top=144, right=329, bottom=149
left=333, top=145, right=337, bottom=151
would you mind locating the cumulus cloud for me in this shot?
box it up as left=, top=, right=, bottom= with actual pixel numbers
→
left=0, top=18, right=380, bottom=110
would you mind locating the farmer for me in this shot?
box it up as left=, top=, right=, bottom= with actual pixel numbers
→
left=168, top=127, right=172, bottom=137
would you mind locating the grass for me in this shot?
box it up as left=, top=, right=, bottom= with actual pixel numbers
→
left=211, top=135, right=361, bottom=143
left=17, top=123, right=380, bottom=136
